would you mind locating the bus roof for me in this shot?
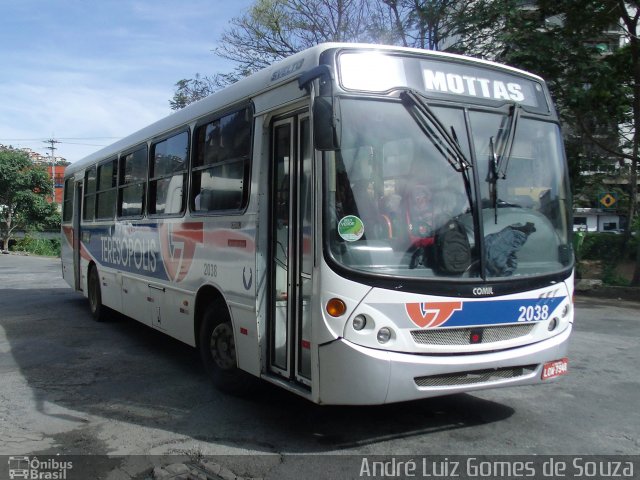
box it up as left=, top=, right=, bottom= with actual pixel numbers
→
left=65, top=42, right=544, bottom=177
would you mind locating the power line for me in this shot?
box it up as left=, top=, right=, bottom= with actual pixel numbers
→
left=0, top=136, right=122, bottom=141
left=0, top=137, right=112, bottom=152
left=61, top=142, right=109, bottom=147
left=57, top=137, right=122, bottom=140
left=44, top=138, right=61, bottom=197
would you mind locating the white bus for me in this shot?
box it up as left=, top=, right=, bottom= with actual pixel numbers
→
left=61, top=43, right=573, bottom=405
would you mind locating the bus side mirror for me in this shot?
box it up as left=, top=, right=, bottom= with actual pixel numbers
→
left=313, top=96, right=341, bottom=151
left=298, top=65, right=341, bottom=151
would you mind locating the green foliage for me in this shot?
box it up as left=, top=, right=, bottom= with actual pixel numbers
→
left=0, top=149, right=52, bottom=198
left=168, top=0, right=640, bottom=278
left=580, top=233, right=626, bottom=262
left=602, top=267, right=631, bottom=287
left=0, top=148, right=59, bottom=248
left=578, top=232, right=637, bottom=285
left=439, top=0, right=638, bottom=216
left=172, top=0, right=420, bottom=102
left=11, top=236, right=61, bottom=257
left=170, top=75, right=217, bottom=110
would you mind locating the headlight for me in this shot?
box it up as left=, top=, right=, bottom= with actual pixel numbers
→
left=353, top=314, right=367, bottom=331
left=377, top=327, right=392, bottom=344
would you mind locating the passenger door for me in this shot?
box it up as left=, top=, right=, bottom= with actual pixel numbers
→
left=73, top=181, right=83, bottom=290
left=269, top=113, right=313, bottom=384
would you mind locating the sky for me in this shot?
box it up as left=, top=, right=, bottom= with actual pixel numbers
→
left=0, top=0, right=254, bottom=163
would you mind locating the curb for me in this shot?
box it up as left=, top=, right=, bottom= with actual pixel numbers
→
left=575, top=280, right=640, bottom=303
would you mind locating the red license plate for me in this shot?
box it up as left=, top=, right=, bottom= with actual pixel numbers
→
left=542, top=358, right=569, bottom=380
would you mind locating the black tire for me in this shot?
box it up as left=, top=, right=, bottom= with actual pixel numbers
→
left=198, top=300, right=256, bottom=395
left=87, top=265, right=106, bottom=322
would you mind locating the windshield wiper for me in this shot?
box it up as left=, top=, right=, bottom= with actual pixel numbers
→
left=400, top=90, right=472, bottom=172
left=495, top=103, right=521, bottom=179
left=487, top=103, right=521, bottom=223
left=400, top=89, right=474, bottom=218
left=488, top=136, right=498, bottom=223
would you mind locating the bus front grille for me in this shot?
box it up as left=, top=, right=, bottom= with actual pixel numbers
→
left=410, top=324, right=534, bottom=346
left=414, top=365, right=537, bottom=387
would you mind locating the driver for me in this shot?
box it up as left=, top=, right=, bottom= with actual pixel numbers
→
left=406, top=183, right=436, bottom=248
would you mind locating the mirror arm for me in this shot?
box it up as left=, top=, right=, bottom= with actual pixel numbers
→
left=300, top=65, right=341, bottom=151
left=298, top=65, right=334, bottom=93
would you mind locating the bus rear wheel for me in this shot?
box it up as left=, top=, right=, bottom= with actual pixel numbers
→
left=87, top=265, right=106, bottom=322
left=198, top=301, right=255, bottom=395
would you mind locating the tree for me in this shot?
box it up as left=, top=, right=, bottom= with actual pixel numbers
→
left=170, top=0, right=489, bottom=109
left=0, top=148, right=60, bottom=251
left=215, top=0, right=383, bottom=71
left=172, top=0, right=640, bottom=280
left=381, top=0, right=492, bottom=51
left=170, top=75, right=218, bottom=110
left=447, top=0, right=639, bottom=284
left=524, top=1, right=639, bottom=284
left=170, top=0, right=401, bottom=109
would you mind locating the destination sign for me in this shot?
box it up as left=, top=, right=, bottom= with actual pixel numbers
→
left=421, top=60, right=540, bottom=107
left=338, top=52, right=547, bottom=110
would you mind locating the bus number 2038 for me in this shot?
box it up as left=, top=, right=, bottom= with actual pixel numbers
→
left=518, top=305, right=550, bottom=322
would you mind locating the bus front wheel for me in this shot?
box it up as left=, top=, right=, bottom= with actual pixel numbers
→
left=198, top=301, right=255, bottom=395
left=87, top=265, right=106, bottom=322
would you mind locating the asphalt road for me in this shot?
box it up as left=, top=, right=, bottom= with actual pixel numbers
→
left=0, top=254, right=638, bottom=478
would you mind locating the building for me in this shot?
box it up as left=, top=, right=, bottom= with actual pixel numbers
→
left=573, top=208, right=623, bottom=233
left=47, top=164, right=66, bottom=205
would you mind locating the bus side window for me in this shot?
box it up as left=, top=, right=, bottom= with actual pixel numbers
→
left=96, top=159, right=118, bottom=220
left=191, top=106, right=252, bottom=213
left=149, top=131, right=188, bottom=216
left=83, top=166, right=97, bottom=221
left=118, top=146, right=148, bottom=218
left=62, top=178, right=74, bottom=223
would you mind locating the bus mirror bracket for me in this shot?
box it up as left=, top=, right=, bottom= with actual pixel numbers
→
left=299, top=65, right=341, bottom=151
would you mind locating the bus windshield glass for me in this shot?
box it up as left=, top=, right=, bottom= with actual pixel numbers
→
left=324, top=97, right=572, bottom=280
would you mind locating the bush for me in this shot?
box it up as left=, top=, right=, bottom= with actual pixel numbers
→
left=629, top=234, right=638, bottom=261
left=11, top=236, right=61, bottom=257
left=579, top=233, right=626, bottom=262
left=577, top=232, right=637, bottom=286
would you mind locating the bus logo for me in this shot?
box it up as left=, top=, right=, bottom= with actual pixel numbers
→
left=159, top=223, right=203, bottom=283
left=405, top=301, right=463, bottom=328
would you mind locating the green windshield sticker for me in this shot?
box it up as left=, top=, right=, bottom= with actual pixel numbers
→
left=338, top=215, right=365, bottom=242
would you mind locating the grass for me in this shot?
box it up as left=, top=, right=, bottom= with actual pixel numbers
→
left=11, top=236, right=61, bottom=257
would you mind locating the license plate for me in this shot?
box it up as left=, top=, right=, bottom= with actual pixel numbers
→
left=542, top=358, right=569, bottom=380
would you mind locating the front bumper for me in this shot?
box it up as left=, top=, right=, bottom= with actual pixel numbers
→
left=317, top=323, right=572, bottom=405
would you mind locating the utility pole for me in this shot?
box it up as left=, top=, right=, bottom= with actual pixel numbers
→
left=44, top=138, right=60, bottom=202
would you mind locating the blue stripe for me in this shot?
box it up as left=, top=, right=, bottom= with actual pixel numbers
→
left=443, top=297, right=566, bottom=328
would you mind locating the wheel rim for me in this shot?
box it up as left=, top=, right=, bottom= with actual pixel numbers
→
left=209, top=322, right=236, bottom=370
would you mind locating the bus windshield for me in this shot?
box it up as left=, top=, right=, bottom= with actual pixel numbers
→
left=324, top=97, right=572, bottom=280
